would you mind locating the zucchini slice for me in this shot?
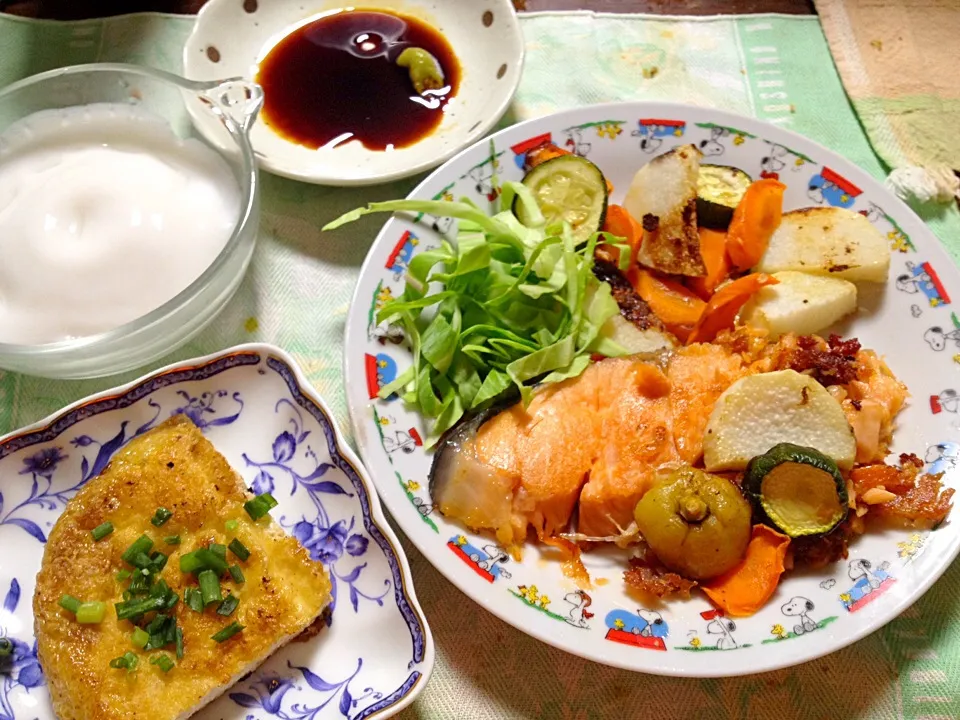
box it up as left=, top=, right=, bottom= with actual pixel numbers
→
left=696, top=164, right=751, bottom=229
left=516, top=154, right=608, bottom=244
left=744, top=442, right=849, bottom=538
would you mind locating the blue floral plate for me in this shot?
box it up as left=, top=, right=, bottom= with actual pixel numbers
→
left=0, top=344, right=434, bottom=720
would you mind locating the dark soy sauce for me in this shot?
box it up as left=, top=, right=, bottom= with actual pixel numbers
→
left=255, top=9, right=461, bottom=151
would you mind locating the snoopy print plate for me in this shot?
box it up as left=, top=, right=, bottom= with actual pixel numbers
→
left=343, top=102, right=960, bottom=677
left=0, top=344, right=433, bottom=719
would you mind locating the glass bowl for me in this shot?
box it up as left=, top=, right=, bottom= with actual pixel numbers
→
left=0, top=63, right=263, bottom=379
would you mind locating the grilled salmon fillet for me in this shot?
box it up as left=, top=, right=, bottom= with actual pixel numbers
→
left=33, top=415, right=332, bottom=720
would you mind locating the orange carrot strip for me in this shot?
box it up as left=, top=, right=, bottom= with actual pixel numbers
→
left=525, top=142, right=572, bottom=170
left=701, top=525, right=791, bottom=617
left=725, top=178, right=786, bottom=272
left=686, top=272, right=779, bottom=345
left=850, top=464, right=901, bottom=490
left=598, top=204, right=643, bottom=265
left=687, top=227, right=732, bottom=300
left=634, top=269, right=706, bottom=328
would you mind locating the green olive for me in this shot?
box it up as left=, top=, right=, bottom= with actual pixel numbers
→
left=633, top=467, right=752, bottom=580
left=396, top=47, right=445, bottom=95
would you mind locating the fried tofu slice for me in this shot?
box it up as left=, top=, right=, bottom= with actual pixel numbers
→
left=33, top=415, right=331, bottom=720
left=624, top=144, right=707, bottom=277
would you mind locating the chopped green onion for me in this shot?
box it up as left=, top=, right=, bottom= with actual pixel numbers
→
left=216, top=594, right=239, bottom=617
left=228, top=538, right=250, bottom=562
left=210, top=543, right=227, bottom=561
left=76, top=601, right=107, bottom=624
left=194, top=548, right=228, bottom=575
left=150, top=654, right=175, bottom=673
left=184, top=587, right=204, bottom=613
left=178, top=550, right=204, bottom=574
left=228, top=565, right=245, bottom=584
left=131, top=627, right=149, bottom=649
left=197, top=569, right=221, bottom=606
left=59, top=594, right=81, bottom=614
left=91, top=521, right=114, bottom=541
left=244, top=492, right=278, bottom=520
left=115, top=569, right=132, bottom=582
left=0, top=638, right=12, bottom=657
left=121, top=535, right=154, bottom=566
left=151, top=507, right=173, bottom=527
left=225, top=519, right=239, bottom=532
left=130, top=551, right=154, bottom=570
left=144, top=613, right=177, bottom=650
left=115, top=595, right=166, bottom=622
left=175, top=627, right=184, bottom=660
left=149, top=551, right=168, bottom=573
left=127, top=571, right=152, bottom=597
left=109, top=652, right=138, bottom=672
left=211, top=622, right=244, bottom=643
left=163, top=535, right=181, bottom=546
left=179, top=548, right=228, bottom=575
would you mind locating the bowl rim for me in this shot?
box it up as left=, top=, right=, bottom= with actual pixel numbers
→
left=183, top=0, right=526, bottom=187
left=0, top=62, right=260, bottom=357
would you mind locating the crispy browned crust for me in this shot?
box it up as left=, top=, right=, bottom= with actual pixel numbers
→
left=592, top=258, right=665, bottom=332
left=33, top=415, right=331, bottom=720
left=635, top=146, right=706, bottom=277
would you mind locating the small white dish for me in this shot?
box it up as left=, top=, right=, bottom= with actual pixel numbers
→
left=0, top=344, right=433, bottom=719
left=183, top=0, right=524, bottom=186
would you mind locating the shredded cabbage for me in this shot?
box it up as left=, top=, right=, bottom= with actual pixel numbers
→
left=324, top=180, right=632, bottom=443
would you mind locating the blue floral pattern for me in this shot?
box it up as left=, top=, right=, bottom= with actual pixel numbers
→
left=0, top=348, right=430, bottom=720
left=1, top=580, right=43, bottom=720
left=243, top=400, right=390, bottom=619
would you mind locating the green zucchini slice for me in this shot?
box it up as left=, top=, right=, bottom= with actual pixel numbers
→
left=696, top=164, right=752, bottom=229
left=516, top=154, right=608, bottom=245
left=744, top=442, right=849, bottom=538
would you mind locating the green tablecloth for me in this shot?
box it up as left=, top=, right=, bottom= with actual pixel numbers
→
left=1, top=10, right=958, bottom=719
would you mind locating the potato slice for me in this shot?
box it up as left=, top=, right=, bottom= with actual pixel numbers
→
left=624, top=144, right=706, bottom=277
left=740, top=271, right=858, bottom=337
left=755, top=207, right=890, bottom=282
left=703, top=369, right=856, bottom=472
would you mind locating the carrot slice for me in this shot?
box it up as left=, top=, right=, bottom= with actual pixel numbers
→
left=598, top=204, right=643, bottom=265
left=686, top=272, right=779, bottom=345
left=687, top=227, right=731, bottom=300
left=725, top=178, right=786, bottom=272
left=634, top=269, right=706, bottom=328
left=701, top=525, right=791, bottom=617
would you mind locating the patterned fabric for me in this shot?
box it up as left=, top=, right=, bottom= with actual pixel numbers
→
left=815, top=0, right=960, bottom=202
left=0, top=10, right=958, bottom=719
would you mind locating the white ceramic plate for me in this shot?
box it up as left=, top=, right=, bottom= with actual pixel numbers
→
left=182, top=0, right=524, bottom=186
left=343, top=102, right=960, bottom=677
left=0, top=344, right=433, bottom=719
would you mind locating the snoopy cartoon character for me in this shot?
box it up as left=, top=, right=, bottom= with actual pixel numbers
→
left=923, top=325, right=960, bottom=352
left=633, top=609, right=669, bottom=638
left=761, top=143, right=788, bottom=178
left=706, top=616, right=738, bottom=649
left=563, top=127, right=592, bottom=157
left=781, top=596, right=818, bottom=635
left=699, top=126, right=728, bottom=157
left=469, top=544, right=512, bottom=579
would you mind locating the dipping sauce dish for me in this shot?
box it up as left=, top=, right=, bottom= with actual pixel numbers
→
left=183, top=0, right=524, bottom=186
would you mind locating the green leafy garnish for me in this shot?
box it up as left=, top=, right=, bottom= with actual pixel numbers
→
left=323, top=181, right=632, bottom=441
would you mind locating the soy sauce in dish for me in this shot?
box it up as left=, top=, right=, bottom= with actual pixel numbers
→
left=255, top=9, right=461, bottom=151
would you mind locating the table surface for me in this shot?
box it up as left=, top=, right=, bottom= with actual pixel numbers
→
left=1, top=0, right=815, bottom=19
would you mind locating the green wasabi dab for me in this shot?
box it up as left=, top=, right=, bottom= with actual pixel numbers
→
left=396, top=47, right=445, bottom=95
